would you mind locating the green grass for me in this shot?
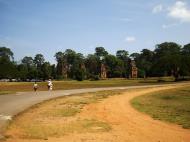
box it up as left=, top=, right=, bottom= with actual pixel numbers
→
left=131, top=86, right=190, bottom=129
left=0, top=77, right=176, bottom=94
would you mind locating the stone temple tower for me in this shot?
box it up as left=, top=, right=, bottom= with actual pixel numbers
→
left=101, top=63, right=107, bottom=79
left=131, top=60, right=138, bottom=78
left=100, top=56, right=107, bottom=79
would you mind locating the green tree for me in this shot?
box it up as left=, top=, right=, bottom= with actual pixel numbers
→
left=116, top=50, right=130, bottom=77
left=0, top=47, right=16, bottom=79
left=130, top=53, right=140, bottom=61
left=105, top=55, right=124, bottom=78
left=153, top=42, right=181, bottom=80
left=55, top=50, right=86, bottom=80
left=41, top=62, right=52, bottom=79
left=85, top=54, right=100, bottom=79
left=182, top=43, right=190, bottom=55
left=22, top=56, right=34, bottom=68
left=0, top=47, right=14, bottom=61
left=34, top=54, right=45, bottom=67
left=51, top=64, right=56, bottom=79
left=116, top=50, right=128, bottom=60
left=17, top=64, right=28, bottom=80
left=180, top=43, right=190, bottom=76
left=21, top=56, right=38, bottom=79
left=95, top=47, right=108, bottom=57
left=55, top=51, right=65, bottom=78
left=138, top=49, right=154, bottom=78
left=34, top=54, right=46, bottom=79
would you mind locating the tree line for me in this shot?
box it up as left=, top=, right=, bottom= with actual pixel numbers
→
left=0, top=42, right=190, bottom=81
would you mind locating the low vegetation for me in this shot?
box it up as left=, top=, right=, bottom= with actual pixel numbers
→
left=131, top=86, right=190, bottom=129
left=5, top=90, right=121, bottom=140
left=0, top=91, right=15, bottom=95
left=0, top=77, right=175, bottom=93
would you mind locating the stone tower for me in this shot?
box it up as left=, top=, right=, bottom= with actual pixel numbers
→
left=131, top=60, right=138, bottom=78
left=101, top=63, right=107, bottom=79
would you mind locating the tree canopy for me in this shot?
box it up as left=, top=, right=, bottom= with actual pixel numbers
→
left=0, top=42, right=190, bottom=81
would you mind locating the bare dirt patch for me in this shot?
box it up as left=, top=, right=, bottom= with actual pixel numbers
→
left=5, top=85, right=190, bottom=142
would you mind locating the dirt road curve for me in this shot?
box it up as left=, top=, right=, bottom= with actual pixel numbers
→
left=1, top=84, right=190, bottom=142
left=80, top=86, right=190, bottom=142
left=49, top=85, right=190, bottom=142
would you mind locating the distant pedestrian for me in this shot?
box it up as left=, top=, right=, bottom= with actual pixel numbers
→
left=33, top=81, right=38, bottom=92
left=47, top=79, right=53, bottom=91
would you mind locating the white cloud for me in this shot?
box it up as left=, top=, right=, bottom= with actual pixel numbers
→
left=152, top=4, right=163, bottom=13
left=168, top=1, right=190, bottom=22
left=125, top=36, right=136, bottom=43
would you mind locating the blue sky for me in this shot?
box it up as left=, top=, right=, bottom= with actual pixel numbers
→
left=0, top=0, right=190, bottom=63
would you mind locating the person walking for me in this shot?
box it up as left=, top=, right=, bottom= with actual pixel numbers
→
left=47, top=79, right=53, bottom=91
left=33, top=81, right=38, bottom=93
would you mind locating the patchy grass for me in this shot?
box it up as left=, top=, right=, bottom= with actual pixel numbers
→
left=0, top=91, right=15, bottom=95
left=0, top=77, right=176, bottom=94
left=131, top=86, right=190, bottom=129
left=43, top=107, right=81, bottom=117
left=80, top=119, right=111, bottom=132
left=5, top=90, right=121, bottom=140
left=7, top=119, right=111, bottom=140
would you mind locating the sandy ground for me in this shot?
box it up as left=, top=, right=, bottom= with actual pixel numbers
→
left=5, top=85, right=190, bottom=142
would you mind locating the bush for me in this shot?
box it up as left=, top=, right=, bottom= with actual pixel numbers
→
left=56, top=75, right=65, bottom=80
left=89, top=74, right=100, bottom=81
left=75, top=69, right=85, bottom=81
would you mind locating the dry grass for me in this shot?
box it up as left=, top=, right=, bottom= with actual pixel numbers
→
left=0, top=91, right=15, bottom=95
left=0, top=77, right=176, bottom=94
left=5, top=90, right=122, bottom=140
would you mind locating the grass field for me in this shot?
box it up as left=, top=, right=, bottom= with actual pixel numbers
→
left=5, top=90, right=121, bottom=140
left=0, top=77, right=175, bottom=94
left=131, top=86, right=190, bottom=129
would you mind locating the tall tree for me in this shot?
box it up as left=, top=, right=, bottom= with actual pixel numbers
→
left=0, top=47, right=14, bottom=61
left=54, top=51, right=65, bottom=78
left=41, top=62, right=52, bottom=79
left=95, top=47, right=108, bottom=57
left=116, top=50, right=130, bottom=77
left=138, top=49, right=154, bottom=77
left=130, top=53, right=140, bottom=61
left=0, top=47, right=16, bottom=79
left=116, top=50, right=129, bottom=60
left=21, top=56, right=37, bottom=79
left=153, top=42, right=181, bottom=79
left=105, top=55, right=124, bottom=78
left=34, top=54, right=45, bottom=67
left=17, top=64, right=28, bottom=80
left=85, top=54, right=100, bottom=78
left=22, top=56, right=34, bottom=68
left=180, top=43, right=190, bottom=76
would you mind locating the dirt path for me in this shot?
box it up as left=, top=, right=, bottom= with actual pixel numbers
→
left=5, top=85, right=190, bottom=142
left=60, top=86, right=190, bottom=142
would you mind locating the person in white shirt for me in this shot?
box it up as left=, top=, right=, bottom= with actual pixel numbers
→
left=47, top=79, right=53, bottom=91
left=33, top=81, right=38, bottom=92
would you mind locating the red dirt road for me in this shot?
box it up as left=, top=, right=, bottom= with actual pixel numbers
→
left=5, top=85, right=190, bottom=142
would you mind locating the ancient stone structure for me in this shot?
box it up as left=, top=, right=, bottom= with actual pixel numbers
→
left=80, top=63, right=86, bottom=71
left=131, top=60, right=138, bottom=78
left=62, top=63, right=68, bottom=79
left=101, top=63, right=107, bottom=79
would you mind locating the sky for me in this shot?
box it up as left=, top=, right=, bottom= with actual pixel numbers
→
left=0, top=0, right=190, bottom=64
